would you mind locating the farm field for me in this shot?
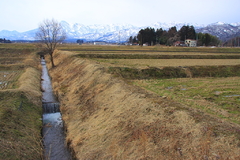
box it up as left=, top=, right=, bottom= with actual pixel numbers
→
left=68, top=45, right=240, bottom=123
left=133, top=77, right=240, bottom=124
left=1, top=43, right=240, bottom=159
left=63, top=45, right=238, bottom=71
left=94, top=59, right=240, bottom=68
left=0, top=44, right=32, bottom=90
left=49, top=47, right=240, bottom=159
left=59, top=44, right=240, bottom=53
left=0, top=44, right=42, bottom=159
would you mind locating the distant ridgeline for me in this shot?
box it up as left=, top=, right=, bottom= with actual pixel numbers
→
left=0, top=38, right=11, bottom=43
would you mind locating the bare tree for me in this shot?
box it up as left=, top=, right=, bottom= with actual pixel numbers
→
left=36, top=19, right=66, bottom=67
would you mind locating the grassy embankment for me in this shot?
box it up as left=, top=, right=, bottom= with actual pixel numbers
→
left=72, top=45, right=240, bottom=124
left=47, top=45, right=240, bottom=159
left=0, top=44, right=43, bottom=160
left=68, top=45, right=239, bottom=119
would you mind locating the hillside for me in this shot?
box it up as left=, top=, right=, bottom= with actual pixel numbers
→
left=48, top=50, right=240, bottom=159
left=196, top=22, right=240, bottom=41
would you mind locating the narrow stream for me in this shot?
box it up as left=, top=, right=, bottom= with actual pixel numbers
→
left=41, top=58, right=72, bottom=160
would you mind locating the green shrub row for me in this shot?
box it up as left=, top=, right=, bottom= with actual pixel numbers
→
left=76, top=54, right=240, bottom=59
left=108, top=65, right=240, bottom=79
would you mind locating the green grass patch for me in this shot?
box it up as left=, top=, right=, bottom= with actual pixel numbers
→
left=108, top=65, right=240, bottom=79
left=0, top=91, right=42, bottom=160
left=0, top=70, right=24, bottom=89
left=133, top=77, right=240, bottom=124
left=76, top=53, right=240, bottom=59
left=189, top=65, right=240, bottom=77
left=108, top=66, right=186, bottom=79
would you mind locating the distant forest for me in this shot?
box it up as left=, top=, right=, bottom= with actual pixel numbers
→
left=0, top=38, right=11, bottom=43
left=128, top=25, right=220, bottom=46
left=224, top=37, right=240, bottom=47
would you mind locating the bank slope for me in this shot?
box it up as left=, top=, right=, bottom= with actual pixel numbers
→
left=49, top=51, right=240, bottom=160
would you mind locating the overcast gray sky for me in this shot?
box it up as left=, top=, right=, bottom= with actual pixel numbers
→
left=1, top=0, right=240, bottom=32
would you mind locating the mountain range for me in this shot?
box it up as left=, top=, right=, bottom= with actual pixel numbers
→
left=0, top=21, right=240, bottom=42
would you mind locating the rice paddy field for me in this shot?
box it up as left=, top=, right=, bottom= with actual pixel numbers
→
left=0, top=44, right=32, bottom=90
left=50, top=46, right=240, bottom=159
left=133, top=77, right=240, bottom=124
left=0, top=43, right=42, bottom=160
left=63, top=44, right=240, bottom=125
left=60, top=44, right=240, bottom=68
left=93, top=59, right=240, bottom=68
left=1, top=43, right=240, bottom=159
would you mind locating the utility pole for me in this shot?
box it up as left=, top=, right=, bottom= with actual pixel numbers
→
left=196, top=33, right=198, bottom=46
left=238, top=37, right=240, bottom=47
left=118, top=31, right=120, bottom=46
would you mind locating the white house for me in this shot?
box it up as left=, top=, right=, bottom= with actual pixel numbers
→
left=94, top=42, right=106, bottom=45
left=185, top=39, right=197, bottom=47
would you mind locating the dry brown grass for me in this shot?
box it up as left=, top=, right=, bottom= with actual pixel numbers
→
left=73, top=51, right=240, bottom=56
left=48, top=51, right=240, bottom=159
left=133, top=77, right=240, bottom=124
left=0, top=71, right=23, bottom=89
left=18, top=67, right=42, bottom=105
left=58, top=43, right=240, bottom=53
left=95, top=59, right=240, bottom=68
left=0, top=45, right=43, bottom=160
left=0, top=52, right=42, bottom=104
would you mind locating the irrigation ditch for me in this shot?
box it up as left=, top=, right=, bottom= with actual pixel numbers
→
left=4, top=45, right=239, bottom=158
left=44, top=51, right=240, bottom=159
left=41, top=58, right=72, bottom=160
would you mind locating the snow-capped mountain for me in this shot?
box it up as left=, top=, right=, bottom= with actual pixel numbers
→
left=231, top=22, right=240, bottom=27
left=0, top=21, right=239, bottom=42
left=151, top=22, right=205, bottom=30
left=0, top=30, right=22, bottom=40
left=59, top=21, right=141, bottom=42
left=59, top=21, right=207, bottom=42
left=196, top=22, right=240, bottom=41
left=0, top=29, right=37, bottom=41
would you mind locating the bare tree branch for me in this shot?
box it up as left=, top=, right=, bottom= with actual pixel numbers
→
left=35, top=19, right=66, bottom=67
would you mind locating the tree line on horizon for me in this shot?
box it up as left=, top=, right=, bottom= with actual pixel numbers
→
left=0, top=38, right=11, bottom=43
left=128, top=25, right=221, bottom=46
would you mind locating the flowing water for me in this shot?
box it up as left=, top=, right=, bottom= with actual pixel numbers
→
left=41, top=58, right=72, bottom=160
